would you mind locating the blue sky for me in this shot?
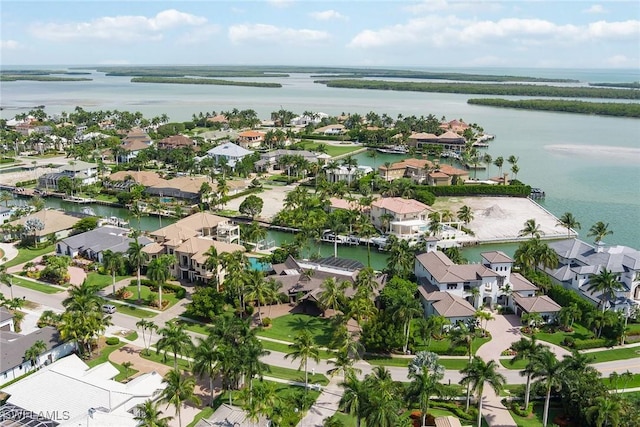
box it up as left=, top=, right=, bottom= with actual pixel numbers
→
left=1, top=1, right=639, bottom=68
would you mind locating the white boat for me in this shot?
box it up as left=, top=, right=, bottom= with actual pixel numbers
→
left=99, top=216, right=129, bottom=228
left=81, top=207, right=97, bottom=216
left=377, top=146, right=408, bottom=154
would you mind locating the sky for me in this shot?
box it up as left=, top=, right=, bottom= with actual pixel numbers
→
left=1, top=0, right=639, bottom=68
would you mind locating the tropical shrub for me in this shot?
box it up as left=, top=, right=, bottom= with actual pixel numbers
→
left=105, top=337, right=120, bottom=345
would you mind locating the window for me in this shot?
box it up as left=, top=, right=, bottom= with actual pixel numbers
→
left=447, top=284, right=457, bottom=290
left=485, top=283, right=492, bottom=291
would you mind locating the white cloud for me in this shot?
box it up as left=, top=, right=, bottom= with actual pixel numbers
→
left=0, top=40, right=21, bottom=50
left=404, top=0, right=502, bottom=14
left=604, top=54, right=636, bottom=67
left=177, top=25, right=221, bottom=44
left=349, top=17, right=640, bottom=48
left=583, top=4, right=606, bottom=14
left=310, top=10, right=347, bottom=21
left=29, top=9, right=207, bottom=42
left=228, top=24, right=330, bottom=44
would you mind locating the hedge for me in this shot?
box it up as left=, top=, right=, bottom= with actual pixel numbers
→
left=546, top=282, right=595, bottom=318
left=432, top=401, right=476, bottom=421
left=421, top=184, right=531, bottom=197
left=105, top=337, right=120, bottom=345
left=573, top=338, right=612, bottom=350
left=129, top=279, right=187, bottom=298
left=15, top=179, right=38, bottom=187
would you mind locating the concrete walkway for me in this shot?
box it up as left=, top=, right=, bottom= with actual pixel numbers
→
left=297, top=376, right=343, bottom=427
left=0, top=242, right=18, bottom=264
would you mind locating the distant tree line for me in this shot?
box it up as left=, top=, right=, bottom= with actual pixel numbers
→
left=589, top=82, right=640, bottom=89
left=0, top=75, right=92, bottom=82
left=467, top=98, right=640, bottom=118
left=318, top=79, right=640, bottom=99
left=130, top=77, right=282, bottom=88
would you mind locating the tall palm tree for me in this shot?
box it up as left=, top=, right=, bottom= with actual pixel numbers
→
left=407, top=364, right=444, bottom=427
left=556, top=212, right=581, bottom=238
left=457, top=205, right=474, bottom=225
left=531, top=349, right=567, bottom=427
left=136, top=319, right=158, bottom=355
left=587, top=268, right=625, bottom=312
left=203, top=245, right=220, bottom=291
left=147, top=254, right=174, bottom=309
left=134, top=399, right=173, bottom=427
left=285, top=330, right=320, bottom=394
left=102, top=249, right=125, bottom=296
left=519, top=218, right=544, bottom=238
left=510, top=336, right=547, bottom=410
left=327, top=348, right=361, bottom=380
left=586, top=395, right=622, bottom=427
left=160, top=369, right=202, bottom=427
left=156, top=321, right=193, bottom=369
left=493, top=156, right=504, bottom=176
left=362, top=366, right=401, bottom=427
left=460, top=357, right=506, bottom=427
left=339, top=372, right=367, bottom=427
left=244, top=270, right=269, bottom=325
left=450, top=323, right=476, bottom=410
left=391, top=297, right=422, bottom=355
left=193, top=336, right=220, bottom=407
left=127, top=239, right=149, bottom=302
left=587, top=221, right=613, bottom=243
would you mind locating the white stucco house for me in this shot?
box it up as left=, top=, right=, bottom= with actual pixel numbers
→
left=206, top=141, right=254, bottom=168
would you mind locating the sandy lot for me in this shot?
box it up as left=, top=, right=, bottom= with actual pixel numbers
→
left=228, top=184, right=568, bottom=243
left=432, top=196, right=569, bottom=242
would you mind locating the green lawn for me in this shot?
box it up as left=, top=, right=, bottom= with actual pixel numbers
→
left=177, top=319, right=211, bottom=335
left=501, top=358, right=528, bottom=370
left=412, top=335, right=491, bottom=356
left=365, top=355, right=470, bottom=370
left=510, top=404, right=563, bottom=427
left=124, top=331, right=138, bottom=341
left=533, top=323, right=594, bottom=347
left=588, top=346, right=640, bottom=363
left=9, top=275, right=62, bottom=294
left=109, top=301, right=156, bottom=318
left=122, top=285, right=179, bottom=310
left=141, top=348, right=192, bottom=371
left=294, top=141, right=363, bottom=157
left=86, top=339, right=138, bottom=381
left=266, top=364, right=329, bottom=386
left=330, top=405, right=480, bottom=427
left=604, top=373, right=640, bottom=390
left=3, top=244, right=54, bottom=268
left=85, top=272, right=129, bottom=290
left=259, top=338, right=336, bottom=359
left=256, top=313, right=334, bottom=347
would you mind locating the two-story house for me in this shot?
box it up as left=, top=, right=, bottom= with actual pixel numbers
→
left=206, top=141, right=254, bottom=168
left=415, top=246, right=560, bottom=324
left=543, top=239, right=640, bottom=313
left=38, top=161, right=99, bottom=190
left=237, top=131, right=265, bottom=149
left=370, top=197, right=435, bottom=241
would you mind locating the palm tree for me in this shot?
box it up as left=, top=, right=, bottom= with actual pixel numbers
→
left=318, top=277, right=346, bottom=315
left=339, top=372, right=366, bottom=427
left=510, top=336, right=547, bottom=410
left=557, top=303, right=581, bottom=329
left=136, top=319, right=158, bottom=356
left=160, top=369, right=202, bottom=427
left=407, top=364, right=444, bottom=427
left=587, top=221, right=613, bottom=243
left=23, top=339, right=47, bottom=368
left=127, top=239, right=149, bottom=302
left=203, top=245, right=220, bottom=291
left=156, top=321, right=193, bottom=369
left=134, top=399, right=173, bottom=427
left=450, top=323, right=476, bottom=410
left=244, top=270, right=269, bottom=325
left=0, top=190, right=12, bottom=207
left=460, top=357, right=506, bottom=427
left=457, top=205, right=474, bottom=225
left=327, top=348, right=361, bottom=380
left=285, top=330, right=320, bottom=394
left=586, top=268, right=625, bottom=312
left=556, top=212, right=581, bottom=238
left=493, top=156, right=504, bottom=176
left=519, top=218, right=544, bottom=238
left=391, top=297, right=422, bottom=355
left=586, top=395, right=622, bottom=427
left=531, top=349, right=567, bottom=427
left=102, top=249, right=125, bottom=296
left=193, top=336, right=220, bottom=407
left=147, top=254, right=174, bottom=309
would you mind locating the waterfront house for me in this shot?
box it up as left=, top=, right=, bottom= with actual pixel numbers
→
left=407, top=131, right=466, bottom=151
left=206, top=141, right=254, bottom=168
left=542, top=239, right=640, bottom=312
left=6, top=209, right=80, bottom=244
left=145, top=176, right=213, bottom=201
left=379, top=158, right=432, bottom=183
left=0, top=326, right=77, bottom=386
left=56, top=225, right=153, bottom=263
left=415, top=246, right=560, bottom=323
left=38, top=160, right=98, bottom=190
left=237, top=130, right=265, bottom=149
left=146, top=212, right=243, bottom=282
left=325, top=165, right=373, bottom=184
left=439, top=119, right=470, bottom=134
left=254, top=149, right=321, bottom=172
left=107, top=170, right=166, bottom=191
left=370, top=197, right=434, bottom=239
left=315, top=124, right=346, bottom=135
left=0, top=354, right=165, bottom=427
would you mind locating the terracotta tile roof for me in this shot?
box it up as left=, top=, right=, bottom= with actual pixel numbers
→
left=482, top=251, right=513, bottom=264
left=513, top=294, right=561, bottom=313
left=177, top=237, right=245, bottom=263
left=108, top=171, right=165, bottom=187
left=122, top=139, right=150, bottom=152
left=418, top=288, right=476, bottom=318
left=238, top=130, right=265, bottom=138
left=409, top=132, right=438, bottom=139
left=150, top=212, right=228, bottom=242
left=158, top=135, right=195, bottom=148
left=415, top=251, right=500, bottom=283
left=429, top=171, right=450, bottom=179
left=206, top=114, right=229, bottom=123
left=372, top=197, right=432, bottom=215
left=380, top=158, right=433, bottom=171
left=329, top=197, right=363, bottom=211
left=439, top=130, right=465, bottom=140
left=437, top=164, right=468, bottom=176
left=509, top=272, right=538, bottom=293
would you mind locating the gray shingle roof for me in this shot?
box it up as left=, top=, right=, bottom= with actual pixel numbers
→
left=0, top=326, right=64, bottom=372
left=60, top=226, right=152, bottom=255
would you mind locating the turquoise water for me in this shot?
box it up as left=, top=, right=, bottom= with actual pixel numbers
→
left=1, top=68, right=638, bottom=248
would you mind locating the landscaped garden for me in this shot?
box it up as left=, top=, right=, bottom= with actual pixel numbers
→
left=3, top=244, right=54, bottom=268
left=256, top=313, right=334, bottom=347
left=8, top=274, right=62, bottom=294
left=293, top=141, right=363, bottom=157
left=119, top=284, right=181, bottom=310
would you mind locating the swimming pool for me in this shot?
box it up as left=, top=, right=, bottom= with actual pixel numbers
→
left=248, top=256, right=272, bottom=272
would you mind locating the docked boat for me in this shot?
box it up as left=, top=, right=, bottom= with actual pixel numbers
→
left=81, top=207, right=97, bottom=216
left=99, top=216, right=129, bottom=228
left=377, top=145, right=408, bottom=154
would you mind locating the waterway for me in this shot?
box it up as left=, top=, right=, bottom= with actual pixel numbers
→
left=1, top=68, right=638, bottom=248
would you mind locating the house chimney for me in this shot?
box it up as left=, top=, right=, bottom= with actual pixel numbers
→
left=596, top=241, right=605, bottom=253
left=503, top=172, right=509, bottom=185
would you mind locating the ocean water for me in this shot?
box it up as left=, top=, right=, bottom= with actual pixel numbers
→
left=1, top=67, right=638, bottom=248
